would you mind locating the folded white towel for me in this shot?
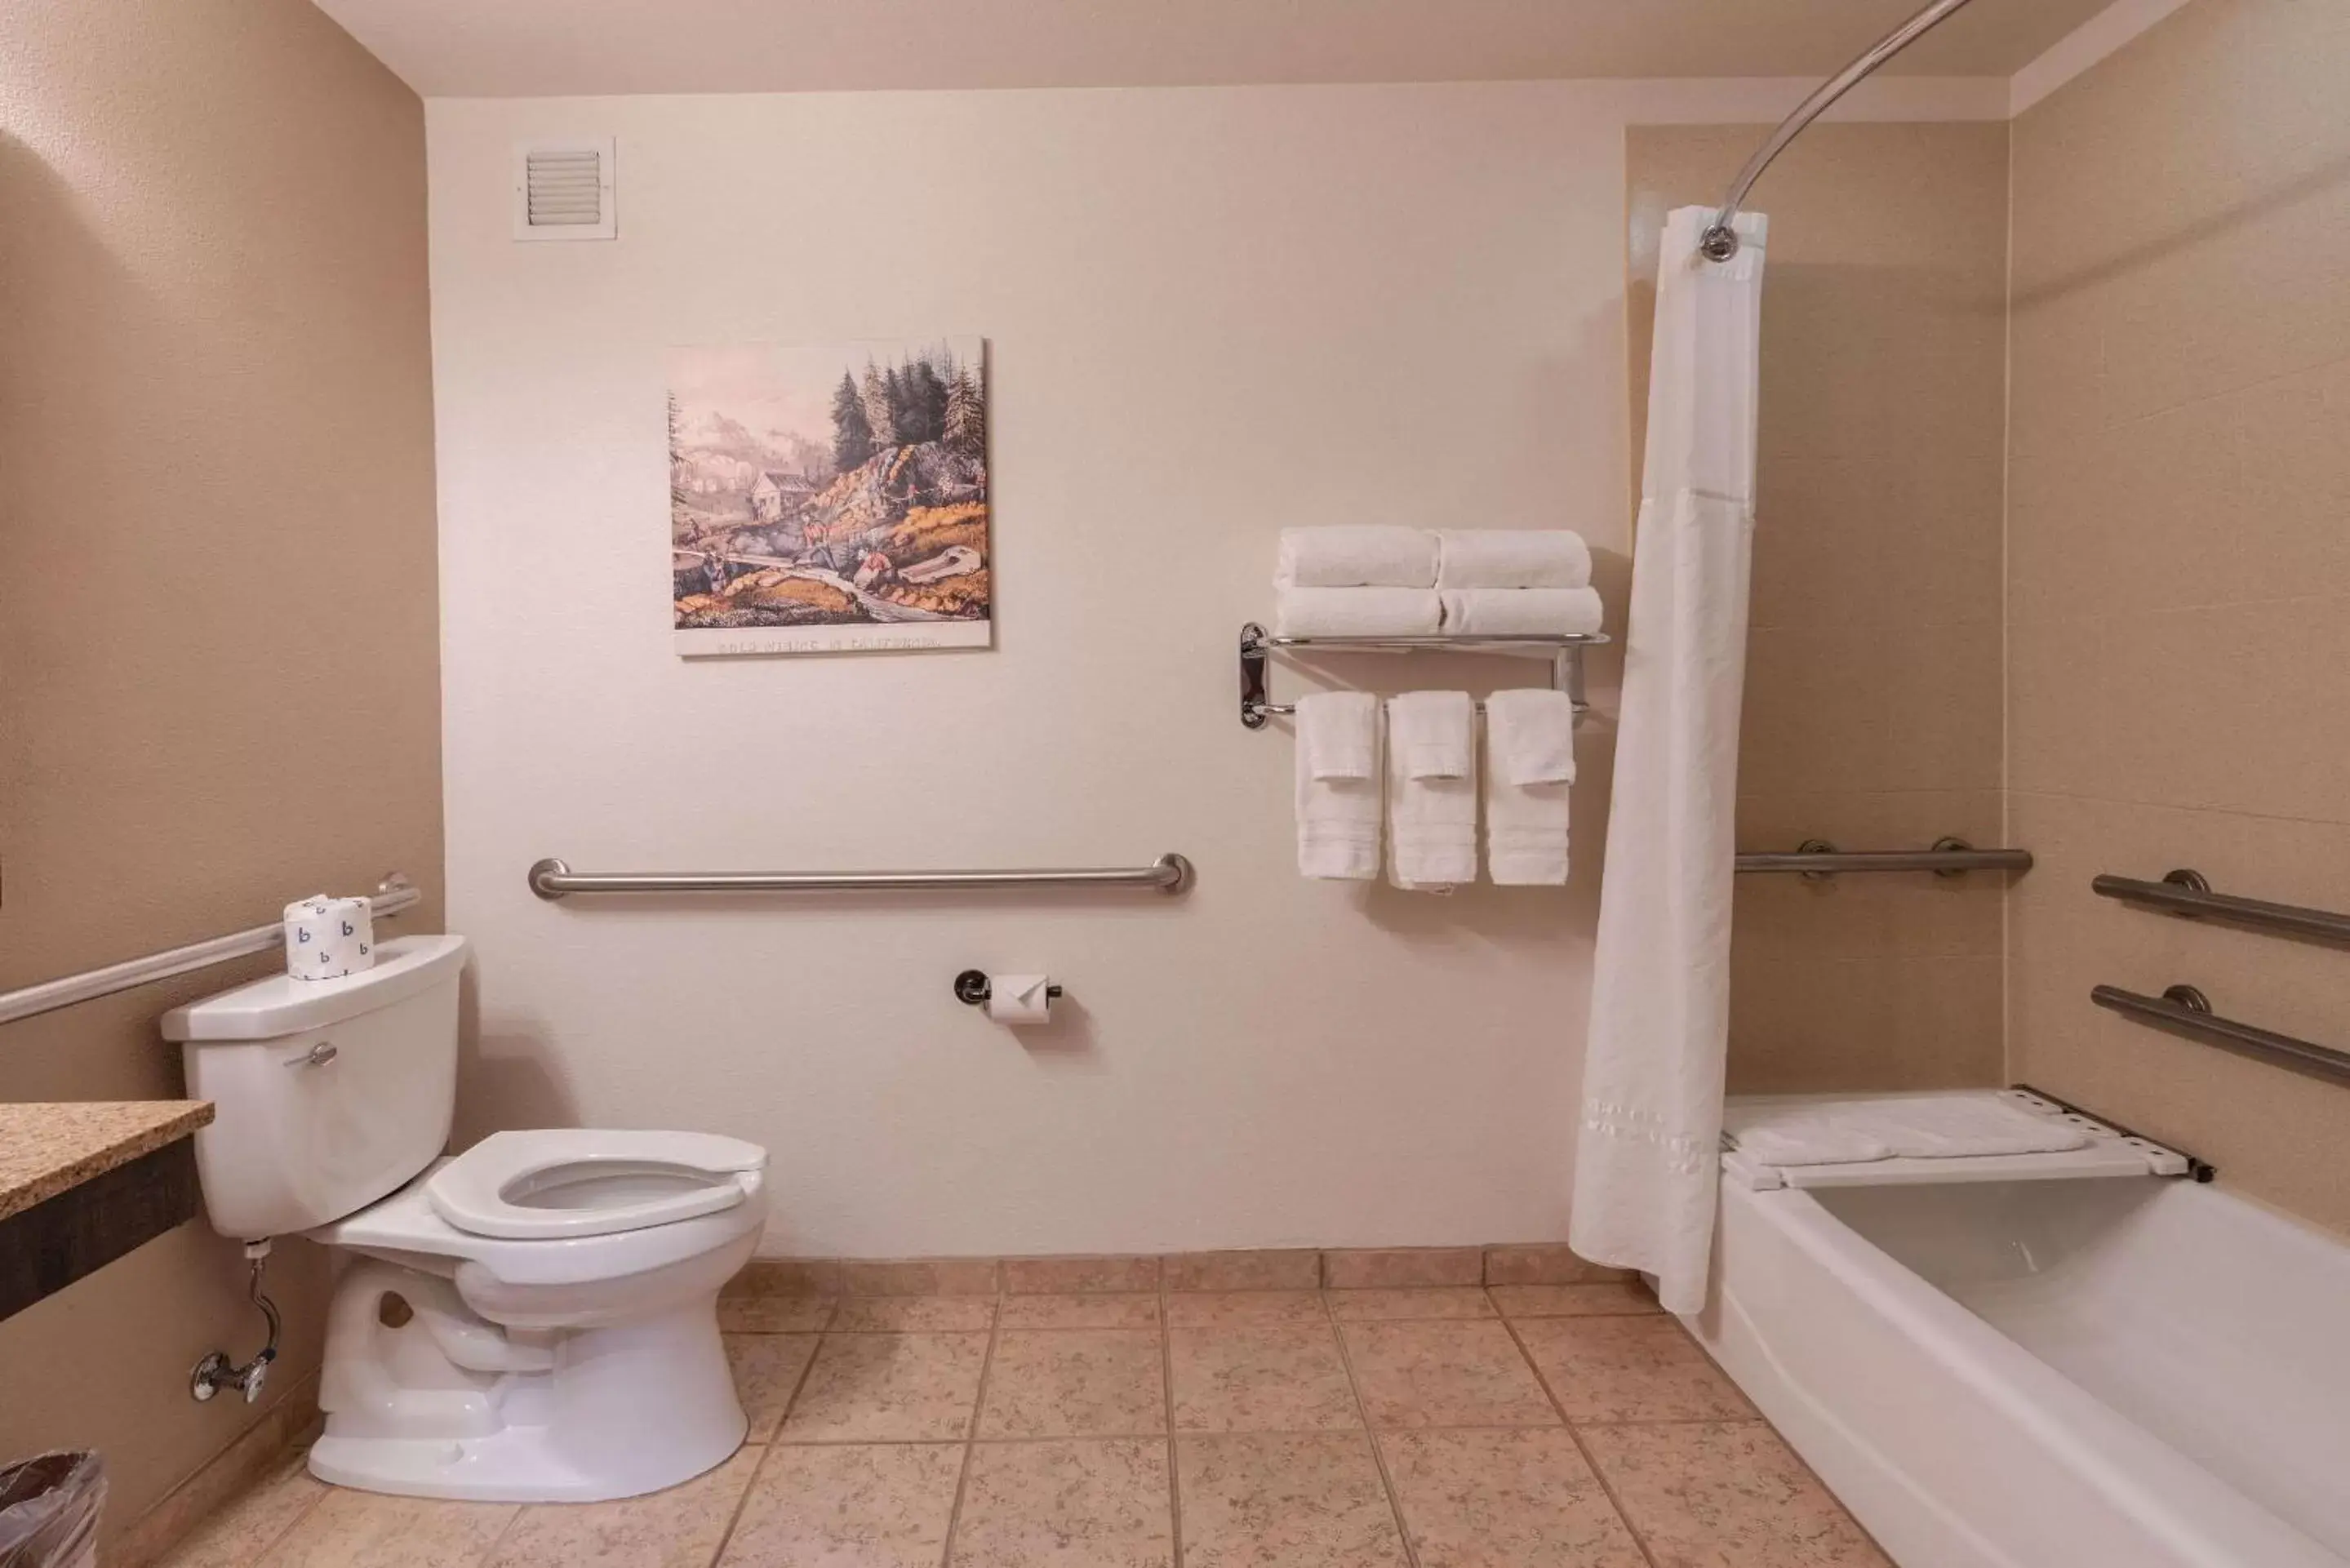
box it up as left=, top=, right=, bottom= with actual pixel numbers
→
left=1275, top=586, right=1442, bottom=638
left=1387, top=690, right=1473, bottom=780
left=1722, top=1095, right=2094, bottom=1167
left=1276, top=526, right=1439, bottom=589
left=1295, top=693, right=1382, bottom=881
left=1298, top=690, right=1379, bottom=782
left=1385, top=693, right=1476, bottom=890
left=1483, top=689, right=1575, bottom=886
left=1437, top=531, right=1593, bottom=589
left=1437, top=587, right=1604, bottom=637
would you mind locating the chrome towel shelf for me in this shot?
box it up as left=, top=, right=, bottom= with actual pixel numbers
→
left=2091, top=869, right=2350, bottom=945
left=1239, top=621, right=1607, bottom=731
left=2091, top=984, right=2350, bottom=1088
left=1735, top=838, right=2032, bottom=878
left=0, top=873, right=422, bottom=1029
left=527, top=855, right=1193, bottom=899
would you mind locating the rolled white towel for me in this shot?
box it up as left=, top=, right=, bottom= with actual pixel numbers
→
left=1483, top=689, right=1575, bottom=886
left=1438, top=586, right=1603, bottom=637
left=1437, top=530, right=1592, bottom=589
left=1275, top=586, right=1442, bottom=638
left=1276, top=526, right=1439, bottom=589
left=1295, top=692, right=1382, bottom=881
left=1385, top=692, right=1477, bottom=891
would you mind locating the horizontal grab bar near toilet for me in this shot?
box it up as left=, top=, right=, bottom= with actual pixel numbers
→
left=0, top=873, right=423, bottom=1028
left=2090, top=984, right=2350, bottom=1088
left=1734, top=838, right=2032, bottom=877
left=2091, top=870, right=2350, bottom=944
left=526, top=855, right=1194, bottom=899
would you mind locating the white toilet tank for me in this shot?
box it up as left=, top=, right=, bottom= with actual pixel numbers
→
left=162, top=933, right=469, bottom=1241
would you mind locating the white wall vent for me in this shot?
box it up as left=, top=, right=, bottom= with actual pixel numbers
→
left=513, top=139, right=615, bottom=242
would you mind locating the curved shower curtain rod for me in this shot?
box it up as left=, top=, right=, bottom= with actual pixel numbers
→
left=1699, top=0, right=1984, bottom=263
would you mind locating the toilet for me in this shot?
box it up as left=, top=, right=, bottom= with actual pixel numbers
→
left=160, top=933, right=766, bottom=1503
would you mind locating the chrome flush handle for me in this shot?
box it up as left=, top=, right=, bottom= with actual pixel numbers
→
left=285, top=1041, right=338, bottom=1068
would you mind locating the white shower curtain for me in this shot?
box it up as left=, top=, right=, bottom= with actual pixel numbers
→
left=1569, top=207, right=1767, bottom=1314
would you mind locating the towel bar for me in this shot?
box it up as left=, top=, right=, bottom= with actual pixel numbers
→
left=1239, top=621, right=1606, bottom=731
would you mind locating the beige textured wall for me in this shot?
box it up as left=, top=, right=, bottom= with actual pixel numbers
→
left=1628, top=123, right=2012, bottom=1094
left=0, top=0, right=441, bottom=1550
left=2006, top=0, right=2350, bottom=1233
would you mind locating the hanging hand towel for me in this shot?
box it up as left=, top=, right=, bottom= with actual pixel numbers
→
left=1483, top=688, right=1575, bottom=885
left=1385, top=692, right=1477, bottom=890
left=1437, top=587, right=1603, bottom=637
left=1277, top=526, right=1440, bottom=589
left=1275, top=586, right=1442, bottom=638
left=1295, top=691, right=1382, bottom=880
left=1437, top=531, right=1593, bottom=589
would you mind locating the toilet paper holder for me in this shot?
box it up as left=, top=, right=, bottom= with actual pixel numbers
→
left=954, top=970, right=1063, bottom=1006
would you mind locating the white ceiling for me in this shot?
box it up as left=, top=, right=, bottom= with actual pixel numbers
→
left=313, top=0, right=2117, bottom=98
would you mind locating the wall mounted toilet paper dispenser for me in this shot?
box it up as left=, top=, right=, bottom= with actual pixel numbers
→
left=953, top=970, right=1063, bottom=1007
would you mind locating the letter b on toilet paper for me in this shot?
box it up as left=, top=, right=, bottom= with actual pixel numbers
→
left=284, top=894, right=375, bottom=981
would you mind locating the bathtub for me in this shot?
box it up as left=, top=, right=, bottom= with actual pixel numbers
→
left=1687, top=1172, right=2348, bottom=1567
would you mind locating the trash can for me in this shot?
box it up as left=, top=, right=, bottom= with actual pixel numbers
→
left=0, top=1453, right=104, bottom=1568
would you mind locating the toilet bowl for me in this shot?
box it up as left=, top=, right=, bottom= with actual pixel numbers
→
left=306, top=1130, right=766, bottom=1500
left=160, top=935, right=771, bottom=1504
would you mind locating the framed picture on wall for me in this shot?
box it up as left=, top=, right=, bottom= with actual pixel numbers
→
left=667, top=337, right=990, bottom=655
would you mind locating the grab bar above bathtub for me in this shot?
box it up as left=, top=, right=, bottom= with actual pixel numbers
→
left=2090, top=984, right=2350, bottom=1089
left=1735, top=838, right=2032, bottom=878
left=527, top=855, right=1194, bottom=899
left=2091, top=869, right=2350, bottom=945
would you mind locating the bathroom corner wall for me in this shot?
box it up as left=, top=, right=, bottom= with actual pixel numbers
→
left=2006, top=0, right=2350, bottom=1233
left=0, top=0, right=442, bottom=1551
left=1626, top=123, right=2012, bottom=1094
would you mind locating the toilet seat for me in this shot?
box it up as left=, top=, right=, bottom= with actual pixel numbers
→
left=426, top=1129, right=765, bottom=1240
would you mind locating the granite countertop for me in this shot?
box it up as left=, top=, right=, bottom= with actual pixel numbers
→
left=0, top=1100, right=214, bottom=1221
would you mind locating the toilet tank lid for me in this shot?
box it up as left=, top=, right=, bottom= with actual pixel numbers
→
left=162, top=933, right=469, bottom=1042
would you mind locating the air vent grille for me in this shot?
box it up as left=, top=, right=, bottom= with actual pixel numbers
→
left=513, top=139, right=615, bottom=242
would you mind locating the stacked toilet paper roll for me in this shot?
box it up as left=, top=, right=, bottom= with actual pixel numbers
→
left=284, top=894, right=374, bottom=982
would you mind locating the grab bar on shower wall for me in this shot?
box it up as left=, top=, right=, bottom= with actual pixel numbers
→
left=2090, top=870, right=2350, bottom=944
left=0, top=873, right=422, bottom=1028
left=2090, top=984, right=2350, bottom=1088
left=527, top=855, right=1194, bottom=899
left=1734, top=838, right=2032, bottom=877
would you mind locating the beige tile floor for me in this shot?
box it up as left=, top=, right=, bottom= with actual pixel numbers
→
left=161, top=1281, right=1889, bottom=1567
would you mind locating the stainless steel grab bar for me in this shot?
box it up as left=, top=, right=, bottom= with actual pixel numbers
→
left=528, top=855, right=1193, bottom=900
left=2091, top=869, right=2350, bottom=944
left=0, top=873, right=422, bottom=1028
left=1735, top=838, right=2032, bottom=877
left=2090, top=984, right=2350, bottom=1087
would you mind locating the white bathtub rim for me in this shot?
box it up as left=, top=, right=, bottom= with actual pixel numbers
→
left=1705, top=1180, right=2343, bottom=1568
left=1698, top=1280, right=2027, bottom=1568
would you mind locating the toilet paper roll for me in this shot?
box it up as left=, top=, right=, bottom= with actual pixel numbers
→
left=284, top=893, right=375, bottom=982
left=986, top=975, right=1055, bottom=1026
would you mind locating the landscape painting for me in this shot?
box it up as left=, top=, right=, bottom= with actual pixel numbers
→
left=669, top=337, right=989, bottom=655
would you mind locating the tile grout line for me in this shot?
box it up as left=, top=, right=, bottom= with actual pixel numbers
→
left=704, top=1325, right=831, bottom=1567
left=1320, top=1284, right=1424, bottom=1568
left=1493, top=1302, right=1664, bottom=1568
left=934, top=1286, right=1006, bottom=1568
left=238, top=1446, right=333, bottom=1568
left=702, top=1440, right=780, bottom=1568
left=1159, top=1277, right=1184, bottom=1568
